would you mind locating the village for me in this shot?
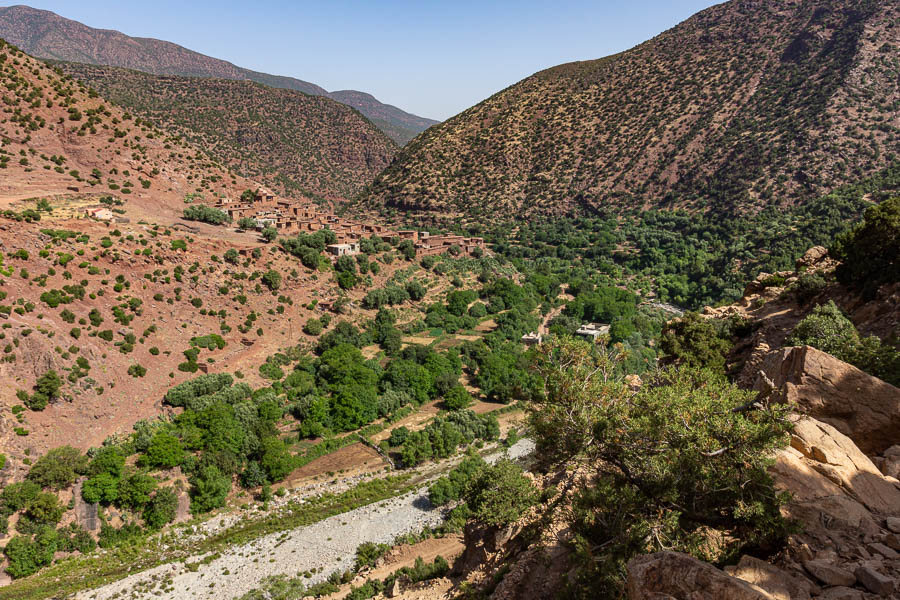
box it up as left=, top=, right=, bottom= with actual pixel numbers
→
left=216, top=189, right=486, bottom=259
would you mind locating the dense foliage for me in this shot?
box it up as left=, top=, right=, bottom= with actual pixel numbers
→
left=528, top=337, right=793, bottom=596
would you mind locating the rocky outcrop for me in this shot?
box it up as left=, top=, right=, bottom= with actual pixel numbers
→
left=756, top=346, right=900, bottom=456
left=626, top=552, right=776, bottom=600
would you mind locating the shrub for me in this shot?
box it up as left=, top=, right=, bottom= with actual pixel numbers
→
left=183, top=205, right=230, bottom=225
left=464, top=459, right=536, bottom=527
left=528, top=337, right=793, bottom=596
left=27, top=446, right=87, bottom=490
left=143, top=487, right=178, bottom=529
left=832, top=196, right=899, bottom=294
left=127, top=364, right=147, bottom=378
left=303, top=318, right=323, bottom=336
left=789, top=272, right=827, bottom=304
left=785, top=301, right=859, bottom=358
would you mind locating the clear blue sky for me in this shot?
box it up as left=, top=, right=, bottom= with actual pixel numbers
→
left=20, top=1, right=719, bottom=120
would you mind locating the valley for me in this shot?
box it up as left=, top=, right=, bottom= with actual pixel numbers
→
left=0, top=1, right=899, bottom=599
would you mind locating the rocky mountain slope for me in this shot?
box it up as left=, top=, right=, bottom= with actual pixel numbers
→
left=0, top=37, right=253, bottom=215
left=59, top=62, right=398, bottom=202
left=358, top=0, right=899, bottom=221
left=0, top=4, right=439, bottom=145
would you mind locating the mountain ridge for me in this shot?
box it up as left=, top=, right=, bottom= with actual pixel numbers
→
left=57, top=62, right=398, bottom=203
left=0, top=4, right=439, bottom=145
left=357, top=0, right=899, bottom=220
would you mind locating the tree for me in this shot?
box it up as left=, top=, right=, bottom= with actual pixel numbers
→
left=117, top=472, right=157, bottom=509
left=465, top=459, right=536, bottom=527
left=528, top=337, right=793, bottom=595
left=443, top=385, right=473, bottom=411
left=237, top=217, right=257, bottom=230
left=81, top=472, right=119, bottom=505
left=4, top=527, right=58, bottom=578
left=224, top=248, right=240, bottom=264
left=189, top=465, right=231, bottom=513
left=261, top=269, right=282, bottom=291
left=142, top=432, right=185, bottom=469
left=261, top=227, right=278, bottom=243
left=659, top=312, right=730, bottom=371
left=27, top=446, right=87, bottom=490
left=144, top=488, right=178, bottom=529
left=24, top=370, right=63, bottom=411
left=832, top=196, right=900, bottom=294
left=258, top=436, right=294, bottom=482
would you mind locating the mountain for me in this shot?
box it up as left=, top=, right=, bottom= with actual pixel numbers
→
left=357, top=0, right=899, bottom=221
left=0, top=37, right=255, bottom=216
left=0, top=4, right=439, bottom=145
left=60, top=62, right=398, bottom=202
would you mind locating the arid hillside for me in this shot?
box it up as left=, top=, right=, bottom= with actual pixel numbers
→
left=0, top=38, right=258, bottom=218
left=358, top=0, right=899, bottom=221
left=57, top=63, right=398, bottom=203
left=0, top=4, right=439, bottom=144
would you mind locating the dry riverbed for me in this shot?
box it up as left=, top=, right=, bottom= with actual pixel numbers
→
left=74, top=440, right=535, bottom=600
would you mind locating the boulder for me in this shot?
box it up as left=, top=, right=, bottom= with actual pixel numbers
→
left=786, top=416, right=900, bottom=517
left=626, top=552, right=775, bottom=600
left=730, top=555, right=813, bottom=600
left=854, top=564, right=895, bottom=596
left=818, top=587, right=864, bottom=600
left=755, top=346, right=900, bottom=455
left=802, top=560, right=856, bottom=587
left=771, top=442, right=879, bottom=540
left=795, top=246, right=831, bottom=271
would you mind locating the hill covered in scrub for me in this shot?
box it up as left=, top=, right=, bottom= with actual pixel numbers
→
left=358, top=0, right=900, bottom=221
left=59, top=62, right=399, bottom=203
left=0, top=38, right=255, bottom=215
left=0, top=4, right=439, bottom=145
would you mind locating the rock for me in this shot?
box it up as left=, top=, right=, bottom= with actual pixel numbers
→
left=887, top=518, right=900, bottom=534
left=755, top=346, right=900, bottom=455
left=795, top=246, right=830, bottom=271
left=802, top=560, right=856, bottom=587
left=881, top=533, right=900, bottom=551
left=866, top=542, right=898, bottom=559
left=884, top=446, right=900, bottom=458
left=879, top=455, right=900, bottom=478
left=818, top=587, right=864, bottom=600
left=626, top=552, right=776, bottom=600
left=731, top=555, right=813, bottom=600
left=854, top=565, right=895, bottom=596
left=786, top=416, right=900, bottom=517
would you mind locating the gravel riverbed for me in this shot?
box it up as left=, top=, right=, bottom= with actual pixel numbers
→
left=75, top=439, right=535, bottom=600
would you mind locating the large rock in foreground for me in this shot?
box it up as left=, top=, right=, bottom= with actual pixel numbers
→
left=626, top=552, right=775, bottom=600
left=755, top=346, right=900, bottom=455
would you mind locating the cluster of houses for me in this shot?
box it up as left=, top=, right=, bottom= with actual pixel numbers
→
left=215, top=189, right=486, bottom=259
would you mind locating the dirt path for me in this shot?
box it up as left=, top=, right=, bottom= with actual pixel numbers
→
left=74, top=440, right=535, bottom=600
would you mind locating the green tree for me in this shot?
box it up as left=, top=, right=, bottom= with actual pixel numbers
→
left=465, top=459, right=537, bottom=527
left=189, top=465, right=231, bottom=514
left=143, top=488, right=178, bottom=529
left=142, top=432, right=185, bottom=469
left=832, top=196, right=900, bottom=294
left=529, top=337, right=793, bottom=596
left=26, top=446, right=88, bottom=490
left=659, top=312, right=731, bottom=371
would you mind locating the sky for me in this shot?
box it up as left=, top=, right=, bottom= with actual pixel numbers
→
left=17, top=1, right=720, bottom=121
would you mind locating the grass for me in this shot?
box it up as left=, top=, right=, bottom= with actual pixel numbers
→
left=0, top=475, right=414, bottom=600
